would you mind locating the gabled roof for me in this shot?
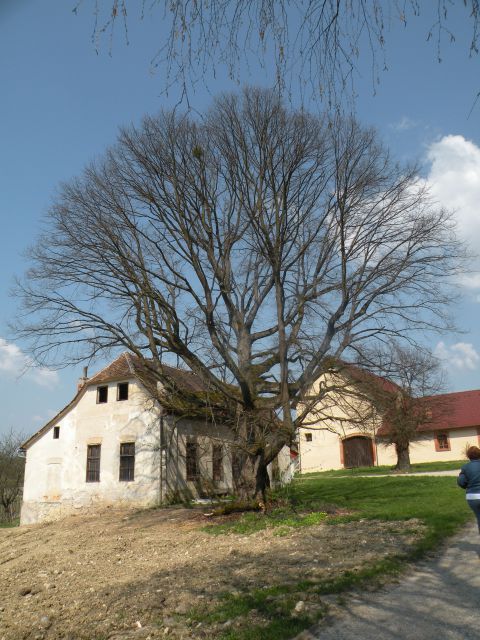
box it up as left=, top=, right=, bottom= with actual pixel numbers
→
left=377, top=389, right=480, bottom=436
left=21, top=353, right=206, bottom=450
left=330, top=361, right=480, bottom=436
left=339, top=362, right=403, bottom=396
left=88, top=352, right=207, bottom=393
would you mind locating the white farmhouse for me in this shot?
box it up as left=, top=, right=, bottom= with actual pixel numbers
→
left=21, top=353, right=235, bottom=524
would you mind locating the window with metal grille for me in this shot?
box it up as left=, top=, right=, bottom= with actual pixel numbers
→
left=97, top=386, right=108, bottom=404
left=212, top=444, right=223, bottom=481
left=86, top=444, right=101, bottom=482
left=53, top=426, right=60, bottom=439
left=186, top=441, right=199, bottom=481
left=119, top=442, right=135, bottom=481
left=117, top=382, right=129, bottom=401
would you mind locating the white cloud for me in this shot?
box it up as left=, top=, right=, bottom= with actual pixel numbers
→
left=435, top=341, right=480, bottom=371
left=0, top=338, right=59, bottom=389
left=460, top=273, right=480, bottom=290
left=391, top=116, right=418, bottom=131
left=425, top=134, right=480, bottom=293
left=426, top=135, right=480, bottom=252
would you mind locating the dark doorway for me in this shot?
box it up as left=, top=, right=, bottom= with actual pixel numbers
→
left=343, top=436, right=374, bottom=468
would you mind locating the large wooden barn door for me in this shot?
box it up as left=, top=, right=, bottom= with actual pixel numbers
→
left=343, top=436, right=374, bottom=468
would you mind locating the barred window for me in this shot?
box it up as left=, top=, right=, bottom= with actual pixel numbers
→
left=212, top=444, right=223, bottom=482
left=86, top=444, right=101, bottom=482
left=119, top=442, right=135, bottom=481
left=186, top=441, right=199, bottom=481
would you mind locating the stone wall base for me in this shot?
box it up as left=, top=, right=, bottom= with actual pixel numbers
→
left=20, top=496, right=158, bottom=525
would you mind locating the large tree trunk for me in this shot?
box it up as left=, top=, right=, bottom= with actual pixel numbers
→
left=231, top=448, right=270, bottom=503
left=230, top=412, right=289, bottom=503
left=394, top=443, right=411, bottom=472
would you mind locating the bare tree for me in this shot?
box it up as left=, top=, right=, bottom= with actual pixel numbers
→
left=366, top=344, right=447, bottom=471
left=73, top=1, right=480, bottom=105
left=14, top=88, right=464, bottom=500
left=0, top=429, right=25, bottom=522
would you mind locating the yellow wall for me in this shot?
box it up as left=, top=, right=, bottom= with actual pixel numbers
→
left=298, top=373, right=477, bottom=471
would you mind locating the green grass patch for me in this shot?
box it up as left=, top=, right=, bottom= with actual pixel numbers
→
left=188, top=583, right=322, bottom=640
left=293, top=475, right=470, bottom=552
left=0, top=518, right=19, bottom=528
left=300, top=458, right=465, bottom=478
left=194, top=474, right=472, bottom=639
left=204, top=507, right=327, bottom=536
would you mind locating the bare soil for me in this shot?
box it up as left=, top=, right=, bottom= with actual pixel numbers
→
left=0, top=506, right=424, bottom=640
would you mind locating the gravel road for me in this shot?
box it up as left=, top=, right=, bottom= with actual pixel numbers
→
left=296, top=522, right=480, bottom=640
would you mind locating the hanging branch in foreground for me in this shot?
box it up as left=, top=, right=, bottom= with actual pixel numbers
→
left=73, top=1, right=480, bottom=105
left=14, top=87, right=465, bottom=499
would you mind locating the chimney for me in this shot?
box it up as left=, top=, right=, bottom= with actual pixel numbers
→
left=77, top=365, right=89, bottom=392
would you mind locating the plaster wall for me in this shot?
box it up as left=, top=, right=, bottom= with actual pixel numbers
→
left=299, top=424, right=479, bottom=472
left=298, top=374, right=480, bottom=471
left=384, top=427, right=480, bottom=464
left=21, top=379, right=160, bottom=524
left=298, top=372, right=379, bottom=472
left=163, top=416, right=234, bottom=500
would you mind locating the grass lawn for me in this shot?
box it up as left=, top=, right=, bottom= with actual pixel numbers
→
left=291, top=475, right=470, bottom=553
left=199, top=474, right=472, bottom=640
left=300, top=458, right=466, bottom=478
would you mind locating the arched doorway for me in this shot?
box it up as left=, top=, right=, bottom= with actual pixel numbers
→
left=342, top=436, right=374, bottom=468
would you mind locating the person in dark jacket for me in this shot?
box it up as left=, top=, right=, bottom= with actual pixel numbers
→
left=457, top=445, right=480, bottom=533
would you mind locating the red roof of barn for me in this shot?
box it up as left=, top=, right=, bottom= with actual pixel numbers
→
left=341, top=362, right=403, bottom=396
left=377, top=389, right=480, bottom=436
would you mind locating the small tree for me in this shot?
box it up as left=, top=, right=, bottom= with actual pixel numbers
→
left=368, top=345, right=447, bottom=471
left=0, top=429, right=26, bottom=522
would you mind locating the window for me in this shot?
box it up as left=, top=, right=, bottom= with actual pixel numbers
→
left=117, top=382, right=129, bottom=401
left=186, top=441, right=199, bottom=481
left=119, top=442, right=135, bottom=481
left=305, top=432, right=313, bottom=442
left=212, top=444, right=223, bottom=482
left=97, top=386, right=108, bottom=404
left=86, top=444, right=101, bottom=482
left=53, top=426, right=60, bottom=439
left=231, top=450, right=242, bottom=481
left=435, top=432, right=450, bottom=452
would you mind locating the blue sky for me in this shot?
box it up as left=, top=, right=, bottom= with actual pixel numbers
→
left=1, top=1, right=480, bottom=439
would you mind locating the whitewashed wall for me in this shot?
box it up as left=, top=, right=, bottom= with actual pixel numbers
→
left=21, top=379, right=161, bottom=524
left=21, top=378, right=239, bottom=524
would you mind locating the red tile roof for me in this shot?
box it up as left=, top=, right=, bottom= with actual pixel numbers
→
left=341, top=362, right=403, bottom=396
left=377, top=389, right=480, bottom=436
left=416, top=390, right=480, bottom=432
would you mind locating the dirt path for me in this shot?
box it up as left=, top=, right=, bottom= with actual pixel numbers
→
left=296, top=523, right=480, bottom=640
left=0, top=506, right=423, bottom=640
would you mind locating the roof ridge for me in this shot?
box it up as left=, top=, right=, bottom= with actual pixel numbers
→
left=124, top=352, right=137, bottom=375
left=422, top=389, right=480, bottom=400
left=87, top=352, right=127, bottom=383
